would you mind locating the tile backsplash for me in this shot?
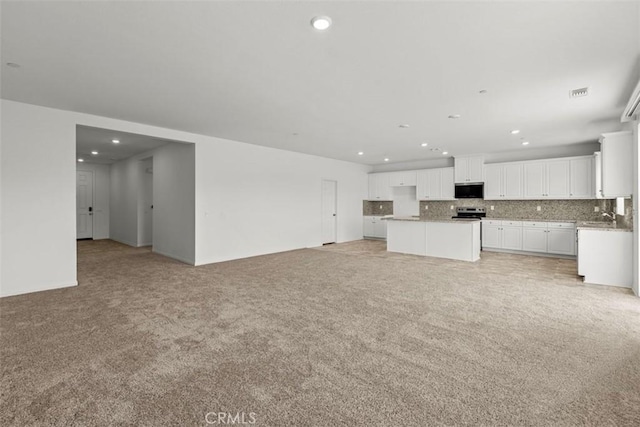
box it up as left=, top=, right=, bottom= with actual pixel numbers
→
left=363, top=201, right=393, bottom=216
left=419, top=199, right=615, bottom=222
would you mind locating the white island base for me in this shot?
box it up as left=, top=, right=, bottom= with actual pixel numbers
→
left=386, top=219, right=481, bottom=262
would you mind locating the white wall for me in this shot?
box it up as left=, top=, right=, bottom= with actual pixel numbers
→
left=1, top=101, right=77, bottom=297
left=194, top=140, right=369, bottom=265
left=76, top=162, right=110, bottom=239
left=110, top=144, right=195, bottom=264
left=138, top=158, right=153, bottom=247
left=153, top=143, right=195, bottom=263
left=110, top=155, right=140, bottom=247
left=1, top=100, right=368, bottom=296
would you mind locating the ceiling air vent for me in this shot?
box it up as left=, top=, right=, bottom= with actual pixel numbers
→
left=569, top=87, right=589, bottom=98
left=621, top=79, right=640, bottom=122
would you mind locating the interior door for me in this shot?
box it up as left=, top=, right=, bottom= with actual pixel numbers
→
left=321, top=180, right=337, bottom=244
left=76, top=170, right=94, bottom=239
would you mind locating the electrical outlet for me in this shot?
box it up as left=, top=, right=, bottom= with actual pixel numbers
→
left=490, top=206, right=494, bottom=211
left=450, top=205, right=454, bottom=210
left=594, top=206, right=600, bottom=212
left=536, top=206, right=541, bottom=211
left=424, top=205, right=428, bottom=210
left=379, top=205, right=383, bottom=210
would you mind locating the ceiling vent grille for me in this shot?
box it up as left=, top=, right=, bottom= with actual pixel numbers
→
left=570, top=87, right=589, bottom=98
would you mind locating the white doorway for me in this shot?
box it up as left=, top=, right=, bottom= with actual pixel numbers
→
left=76, top=170, right=94, bottom=239
left=321, top=179, right=337, bottom=245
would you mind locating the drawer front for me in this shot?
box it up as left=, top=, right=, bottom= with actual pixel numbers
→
left=482, top=220, right=503, bottom=226
left=547, top=222, right=575, bottom=229
left=502, top=221, right=523, bottom=227
left=522, top=222, right=548, bottom=228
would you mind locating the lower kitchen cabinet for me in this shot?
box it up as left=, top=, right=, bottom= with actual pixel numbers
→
left=481, top=220, right=523, bottom=251
left=578, top=228, right=632, bottom=288
left=363, top=216, right=387, bottom=239
left=483, top=220, right=575, bottom=256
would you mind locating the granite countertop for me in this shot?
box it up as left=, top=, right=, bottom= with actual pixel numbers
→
left=482, top=218, right=578, bottom=223
left=384, top=216, right=481, bottom=223
left=576, top=222, right=632, bottom=232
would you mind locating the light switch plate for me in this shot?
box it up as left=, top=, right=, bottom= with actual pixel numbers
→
left=450, top=205, right=454, bottom=210
left=594, top=206, right=600, bottom=212
left=424, top=205, right=428, bottom=210
left=536, top=206, right=541, bottom=211
left=490, top=206, right=494, bottom=210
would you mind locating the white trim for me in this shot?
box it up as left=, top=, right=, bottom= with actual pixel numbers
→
left=0, top=281, right=77, bottom=298
left=152, top=248, right=195, bottom=265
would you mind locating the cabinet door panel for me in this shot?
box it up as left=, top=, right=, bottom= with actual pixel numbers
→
left=570, top=157, right=594, bottom=198
left=454, top=157, right=469, bottom=183
left=524, top=162, right=546, bottom=198
left=427, top=169, right=442, bottom=200
left=468, top=157, right=484, bottom=182
left=547, top=160, right=570, bottom=198
left=522, top=228, right=547, bottom=252
left=484, top=164, right=502, bottom=199
left=416, top=170, right=429, bottom=200
left=501, top=226, right=523, bottom=250
left=503, top=164, right=524, bottom=198
left=440, top=168, right=455, bottom=199
left=547, top=228, right=575, bottom=255
left=482, top=224, right=501, bottom=249
left=363, top=217, right=376, bottom=237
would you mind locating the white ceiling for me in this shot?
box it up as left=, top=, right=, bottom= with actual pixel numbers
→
left=2, top=1, right=639, bottom=165
left=76, top=126, right=173, bottom=165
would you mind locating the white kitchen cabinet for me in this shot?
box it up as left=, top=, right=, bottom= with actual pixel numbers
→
left=416, top=167, right=455, bottom=200
left=569, top=156, right=594, bottom=198
left=454, top=155, right=484, bottom=183
left=388, top=170, right=417, bottom=187
left=600, top=131, right=632, bottom=198
left=578, top=229, right=632, bottom=288
left=481, top=220, right=501, bottom=248
left=501, top=222, right=524, bottom=250
left=484, top=163, right=523, bottom=199
left=547, top=227, right=575, bottom=255
left=363, top=216, right=387, bottom=239
left=594, top=152, right=604, bottom=199
left=523, top=160, right=570, bottom=199
left=481, top=220, right=523, bottom=251
left=522, top=221, right=576, bottom=255
left=522, top=224, right=549, bottom=253
left=367, top=173, right=392, bottom=200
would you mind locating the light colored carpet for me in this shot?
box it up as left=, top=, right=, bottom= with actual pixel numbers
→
left=1, top=239, right=639, bottom=426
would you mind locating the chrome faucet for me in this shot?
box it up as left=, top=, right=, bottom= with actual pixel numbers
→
left=602, top=212, right=617, bottom=224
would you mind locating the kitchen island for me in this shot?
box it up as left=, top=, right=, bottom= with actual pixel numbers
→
left=386, top=217, right=481, bottom=262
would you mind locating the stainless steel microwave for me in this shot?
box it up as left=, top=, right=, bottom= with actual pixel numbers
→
left=454, top=183, right=484, bottom=199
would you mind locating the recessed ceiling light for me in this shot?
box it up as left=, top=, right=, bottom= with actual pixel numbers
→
left=6, top=62, right=20, bottom=68
left=522, top=141, right=530, bottom=146
left=421, top=143, right=428, bottom=147
left=384, top=158, right=389, bottom=162
left=479, top=89, right=488, bottom=94
left=357, top=151, right=364, bottom=156
left=442, top=151, right=449, bottom=155
left=311, top=16, right=332, bottom=30
left=398, top=124, right=410, bottom=128
left=448, top=115, right=461, bottom=119
left=112, top=139, right=120, bottom=144
left=511, top=129, right=520, bottom=135
left=77, top=158, right=84, bottom=162
left=91, top=151, right=99, bottom=155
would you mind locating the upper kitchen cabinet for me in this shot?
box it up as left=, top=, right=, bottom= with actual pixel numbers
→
left=484, top=162, right=523, bottom=200
left=569, top=156, right=594, bottom=198
left=368, top=173, right=392, bottom=200
left=523, top=159, right=570, bottom=199
left=454, top=155, right=484, bottom=183
left=600, top=131, right=632, bottom=198
left=416, top=167, right=455, bottom=200
left=388, top=170, right=417, bottom=187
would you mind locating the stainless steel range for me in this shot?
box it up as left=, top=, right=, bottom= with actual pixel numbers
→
left=452, top=207, right=486, bottom=220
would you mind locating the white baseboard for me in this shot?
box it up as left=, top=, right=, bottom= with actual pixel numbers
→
left=0, top=281, right=77, bottom=298
left=152, top=248, right=195, bottom=265
left=109, top=237, right=139, bottom=247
